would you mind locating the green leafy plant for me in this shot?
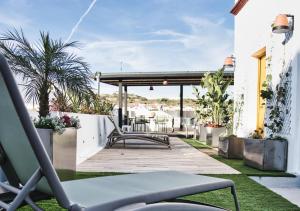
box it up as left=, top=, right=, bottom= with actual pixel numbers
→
left=60, top=115, right=81, bottom=129
left=194, top=68, right=233, bottom=127
left=260, top=70, right=290, bottom=139
left=234, top=93, right=244, bottom=132
left=50, top=91, right=114, bottom=115
left=33, top=116, right=65, bottom=134
left=249, top=129, right=264, bottom=139
left=0, top=28, right=92, bottom=117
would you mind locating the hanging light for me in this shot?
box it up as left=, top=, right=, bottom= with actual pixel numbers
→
left=149, top=85, right=154, bottom=91
left=163, top=80, right=168, bottom=85
left=272, top=14, right=294, bottom=34
left=224, top=55, right=235, bottom=68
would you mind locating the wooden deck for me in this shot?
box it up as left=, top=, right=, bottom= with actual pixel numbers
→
left=77, top=137, right=240, bottom=174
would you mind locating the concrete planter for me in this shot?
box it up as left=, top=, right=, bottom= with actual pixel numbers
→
left=37, top=128, right=77, bottom=180
left=199, top=124, right=207, bottom=141
left=205, top=126, right=226, bottom=147
left=244, top=138, right=288, bottom=171
left=37, top=128, right=53, bottom=160
left=53, top=128, right=77, bottom=180
left=218, top=135, right=244, bottom=159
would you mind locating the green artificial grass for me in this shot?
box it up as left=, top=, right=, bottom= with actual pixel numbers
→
left=182, top=138, right=212, bottom=149
left=19, top=173, right=300, bottom=211
left=212, top=155, right=294, bottom=177
left=185, top=174, right=299, bottom=211
left=183, top=138, right=293, bottom=177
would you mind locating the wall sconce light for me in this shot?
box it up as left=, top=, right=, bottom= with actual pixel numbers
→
left=149, top=85, right=154, bottom=91
left=223, top=55, right=235, bottom=69
left=272, top=14, right=294, bottom=45
left=272, top=14, right=294, bottom=34
left=163, top=80, right=168, bottom=85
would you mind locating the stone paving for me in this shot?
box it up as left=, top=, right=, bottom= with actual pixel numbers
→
left=251, top=176, right=300, bottom=207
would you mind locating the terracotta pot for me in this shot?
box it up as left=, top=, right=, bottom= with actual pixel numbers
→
left=274, top=14, right=288, bottom=27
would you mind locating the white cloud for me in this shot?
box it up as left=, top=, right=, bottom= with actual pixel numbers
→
left=71, top=15, right=233, bottom=98
left=66, top=0, right=98, bottom=43
left=77, top=15, right=233, bottom=76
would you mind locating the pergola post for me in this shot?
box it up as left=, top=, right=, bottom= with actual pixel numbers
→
left=124, top=85, right=128, bottom=125
left=180, top=85, right=184, bottom=131
left=118, top=81, right=123, bottom=127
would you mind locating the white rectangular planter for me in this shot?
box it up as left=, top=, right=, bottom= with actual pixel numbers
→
left=200, top=126, right=226, bottom=147
left=37, top=128, right=77, bottom=180
left=37, top=128, right=53, bottom=160
left=53, top=128, right=77, bottom=173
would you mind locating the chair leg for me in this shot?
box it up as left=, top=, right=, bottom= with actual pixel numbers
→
left=231, top=186, right=240, bottom=211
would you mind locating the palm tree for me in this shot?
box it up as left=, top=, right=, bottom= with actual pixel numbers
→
left=0, top=29, right=92, bottom=117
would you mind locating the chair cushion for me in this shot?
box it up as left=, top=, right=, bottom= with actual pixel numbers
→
left=62, top=171, right=233, bottom=210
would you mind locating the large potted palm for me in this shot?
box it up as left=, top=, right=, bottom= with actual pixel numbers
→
left=0, top=28, right=92, bottom=117
left=194, top=68, right=233, bottom=147
left=0, top=29, right=92, bottom=179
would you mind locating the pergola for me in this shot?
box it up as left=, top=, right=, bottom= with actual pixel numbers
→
left=98, top=70, right=234, bottom=130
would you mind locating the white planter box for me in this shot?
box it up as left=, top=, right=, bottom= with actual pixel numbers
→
left=37, top=128, right=77, bottom=180
left=204, top=126, right=226, bottom=147
left=53, top=128, right=77, bottom=173
left=37, top=128, right=53, bottom=160
left=199, top=124, right=207, bottom=141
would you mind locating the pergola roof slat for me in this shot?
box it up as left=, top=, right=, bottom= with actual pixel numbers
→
left=99, top=71, right=234, bottom=86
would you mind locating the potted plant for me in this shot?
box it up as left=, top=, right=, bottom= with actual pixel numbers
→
left=34, top=114, right=81, bottom=180
left=194, top=68, right=233, bottom=147
left=244, top=70, right=290, bottom=171
left=219, top=93, right=245, bottom=159
left=244, top=130, right=288, bottom=171
left=53, top=115, right=81, bottom=179
left=34, top=116, right=65, bottom=160
left=219, top=135, right=244, bottom=159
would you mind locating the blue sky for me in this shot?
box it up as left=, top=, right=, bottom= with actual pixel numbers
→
left=0, top=0, right=234, bottom=99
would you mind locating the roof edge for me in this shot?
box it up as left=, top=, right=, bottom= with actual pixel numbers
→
left=230, top=0, right=249, bottom=16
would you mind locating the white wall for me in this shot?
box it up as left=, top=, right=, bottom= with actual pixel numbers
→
left=72, top=113, right=114, bottom=164
left=234, top=0, right=300, bottom=174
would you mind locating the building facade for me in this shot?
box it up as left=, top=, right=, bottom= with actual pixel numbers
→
left=232, top=0, right=300, bottom=174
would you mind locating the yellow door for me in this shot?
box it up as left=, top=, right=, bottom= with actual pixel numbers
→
left=257, top=55, right=266, bottom=131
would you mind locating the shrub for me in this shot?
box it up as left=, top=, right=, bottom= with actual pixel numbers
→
left=33, top=116, right=65, bottom=134
left=60, top=115, right=81, bottom=129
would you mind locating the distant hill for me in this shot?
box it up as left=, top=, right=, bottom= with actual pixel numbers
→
left=100, top=93, right=197, bottom=107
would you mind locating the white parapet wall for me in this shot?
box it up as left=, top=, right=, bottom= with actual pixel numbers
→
left=73, top=113, right=114, bottom=164
left=29, top=111, right=114, bottom=165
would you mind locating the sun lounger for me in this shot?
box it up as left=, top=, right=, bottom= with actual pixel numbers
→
left=107, top=115, right=171, bottom=148
left=0, top=54, right=239, bottom=210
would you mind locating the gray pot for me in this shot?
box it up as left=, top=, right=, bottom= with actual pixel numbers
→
left=205, top=126, right=226, bottom=147
left=37, top=128, right=53, bottom=161
left=218, top=135, right=244, bottom=159
left=244, top=138, right=288, bottom=171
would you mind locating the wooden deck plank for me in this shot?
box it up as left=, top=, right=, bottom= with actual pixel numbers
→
left=77, top=137, right=240, bottom=174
